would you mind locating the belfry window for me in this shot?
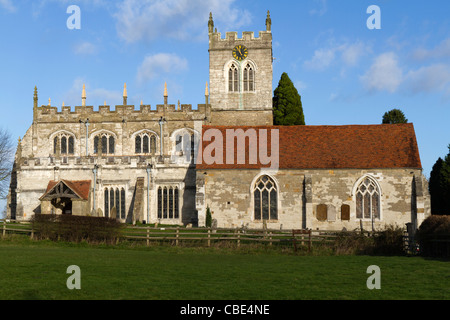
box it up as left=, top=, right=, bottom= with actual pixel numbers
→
left=53, top=133, right=75, bottom=155
left=253, top=175, right=278, bottom=221
left=228, top=64, right=239, bottom=92
left=157, top=186, right=180, bottom=220
left=356, top=177, right=381, bottom=220
left=243, top=64, right=254, bottom=92
left=94, top=133, right=115, bottom=155
left=135, top=132, right=157, bottom=154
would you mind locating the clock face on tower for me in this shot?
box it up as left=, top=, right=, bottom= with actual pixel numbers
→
left=232, top=45, right=248, bottom=61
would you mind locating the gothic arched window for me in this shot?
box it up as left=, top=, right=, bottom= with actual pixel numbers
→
left=135, top=132, right=158, bottom=154
left=94, top=133, right=115, bottom=155
left=243, top=64, right=254, bottom=92
left=157, top=186, right=180, bottom=220
left=356, top=177, right=380, bottom=220
left=53, top=132, right=75, bottom=155
left=229, top=64, right=239, bottom=92
left=104, top=186, right=126, bottom=220
left=253, top=175, right=278, bottom=221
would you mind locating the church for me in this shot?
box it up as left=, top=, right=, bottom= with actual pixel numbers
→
left=7, top=12, right=430, bottom=231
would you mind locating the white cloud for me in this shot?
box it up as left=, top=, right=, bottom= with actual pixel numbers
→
left=412, top=38, right=450, bottom=61
left=304, top=41, right=370, bottom=71
left=360, top=52, right=403, bottom=93
left=304, top=48, right=336, bottom=71
left=113, top=0, right=251, bottom=43
left=0, top=0, right=17, bottom=12
left=404, top=64, right=450, bottom=94
left=74, top=42, right=98, bottom=55
left=137, top=53, right=188, bottom=84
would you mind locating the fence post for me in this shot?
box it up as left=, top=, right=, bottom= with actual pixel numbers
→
left=2, top=219, right=5, bottom=237
left=146, top=226, right=150, bottom=247
left=176, top=227, right=179, bottom=247
left=237, top=230, right=240, bottom=248
left=308, top=230, right=312, bottom=253
left=30, top=225, right=34, bottom=240
left=208, top=228, right=211, bottom=247
left=269, top=232, right=272, bottom=246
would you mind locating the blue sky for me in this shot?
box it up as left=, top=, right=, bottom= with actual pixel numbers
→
left=0, top=0, right=449, bottom=182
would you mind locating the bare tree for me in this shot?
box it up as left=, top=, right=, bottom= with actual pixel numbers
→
left=0, top=129, right=14, bottom=199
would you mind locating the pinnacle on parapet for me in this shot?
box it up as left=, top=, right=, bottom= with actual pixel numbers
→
left=164, top=82, right=168, bottom=105
left=48, top=98, right=51, bottom=106
left=62, top=102, right=65, bottom=107
left=123, top=83, right=128, bottom=105
left=266, top=10, right=271, bottom=32
left=82, top=84, right=86, bottom=107
left=208, top=12, right=214, bottom=33
left=205, top=82, right=209, bottom=96
left=33, top=86, right=38, bottom=109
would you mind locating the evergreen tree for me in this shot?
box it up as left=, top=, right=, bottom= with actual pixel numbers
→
left=273, top=72, right=305, bottom=125
left=382, top=109, right=408, bottom=124
left=429, top=157, right=445, bottom=215
left=429, top=145, right=450, bottom=215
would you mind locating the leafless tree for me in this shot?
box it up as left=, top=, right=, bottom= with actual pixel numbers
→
left=0, top=129, right=14, bottom=199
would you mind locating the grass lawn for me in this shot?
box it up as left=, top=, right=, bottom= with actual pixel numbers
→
left=0, top=238, right=448, bottom=300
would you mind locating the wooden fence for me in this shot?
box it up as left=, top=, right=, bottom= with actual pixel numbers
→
left=1, top=219, right=376, bottom=252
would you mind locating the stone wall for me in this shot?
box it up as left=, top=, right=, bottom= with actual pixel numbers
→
left=197, top=168, right=431, bottom=231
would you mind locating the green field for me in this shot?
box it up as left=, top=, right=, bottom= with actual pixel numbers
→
left=0, top=238, right=448, bottom=300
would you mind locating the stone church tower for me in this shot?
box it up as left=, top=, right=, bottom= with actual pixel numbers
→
left=208, top=12, right=274, bottom=126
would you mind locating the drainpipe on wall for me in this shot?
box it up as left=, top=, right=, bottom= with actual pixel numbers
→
left=92, top=164, right=98, bottom=215
left=146, top=164, right=152, bottom=224
left=158, top=117, right=166, bottom=157
left=85, top=118, right=89, bottom=157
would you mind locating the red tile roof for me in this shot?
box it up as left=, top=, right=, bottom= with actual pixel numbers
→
left=196, top=124, right=422, bottom=170
left=41, top=180, right=91, bottom=200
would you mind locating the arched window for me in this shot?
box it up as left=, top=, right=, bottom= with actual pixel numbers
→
left=243, top=64, right=254, bottom=92
left=104, top=187, right=126, bottom=220
left=229, top=64, right=239, bottom=92
left=253, top=175, right=278, bottom=221
left=52, top=132, right=75, bottom=155
left=157, top=186, right=180, bottom=220
left=94, top=133, right=115, bottom=155
left=355, top=177, right=380, bottom=220
left=135, top=132, right=157, bottom=154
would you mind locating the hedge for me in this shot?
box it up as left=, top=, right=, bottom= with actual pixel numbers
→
left=31, top=214, right=124, bottom=244
left=417, top=215, right=450, bottom=257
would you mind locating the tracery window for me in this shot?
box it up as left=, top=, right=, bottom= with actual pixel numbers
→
left=53, top=133, right=75, bottom=155
left=253, top=175, right=278, bottom=221
left=157, top=186, right=179, bottom=220
left=243, top=63, right=254, bottom=92
left=355, top=177, right=380, bottom=220
left=135, top=132, right=157, bottom=154
left=94, top=133, right=115, bottom=155
left=175, top=131, right=198, bottom=160
left=228, top=63, right=239, bottom=92
left=104, top=187, right=126, bottom=219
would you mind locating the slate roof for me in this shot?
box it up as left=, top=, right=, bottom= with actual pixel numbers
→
left=196, top=123, right=422, bottom=170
